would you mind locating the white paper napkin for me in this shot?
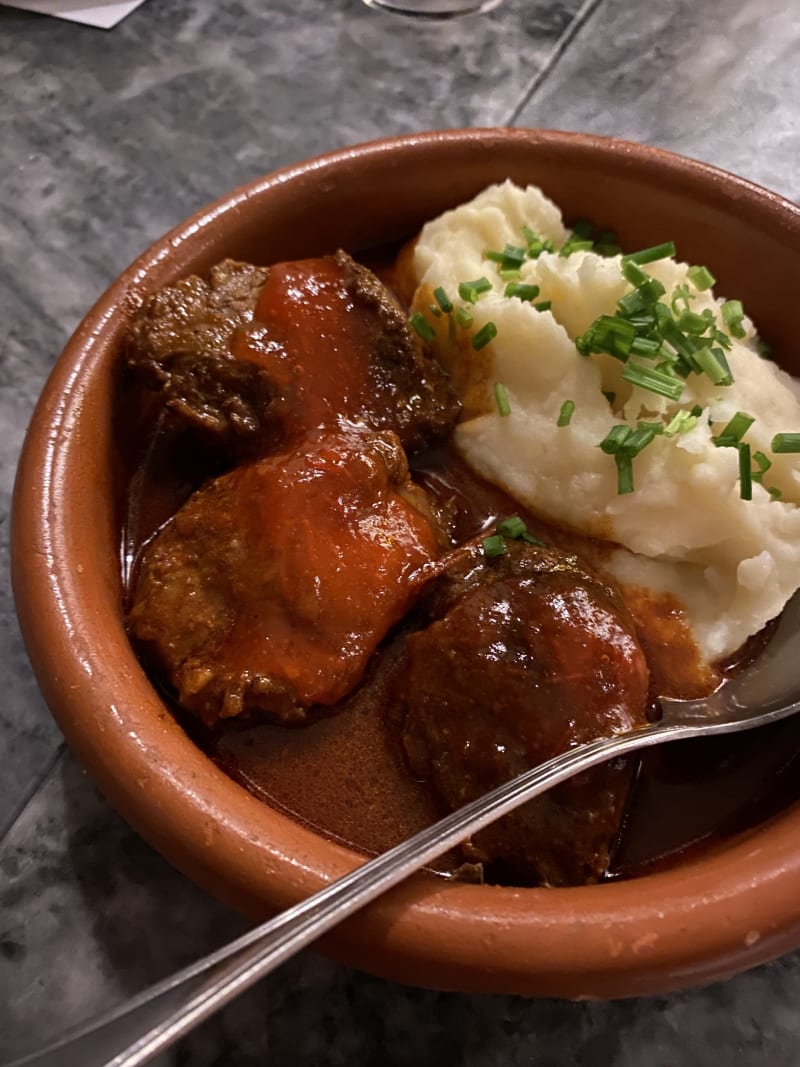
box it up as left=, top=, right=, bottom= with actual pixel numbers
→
left=1, top=0, right=147, bottom=28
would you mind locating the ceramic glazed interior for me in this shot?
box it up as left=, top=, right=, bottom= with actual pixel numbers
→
left=12, top=129, right=800, bottom=998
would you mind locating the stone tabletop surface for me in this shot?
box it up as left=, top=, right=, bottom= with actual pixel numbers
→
left=1, top=0, right=799, bottom=1063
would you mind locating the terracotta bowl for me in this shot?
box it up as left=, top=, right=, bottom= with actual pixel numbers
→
left=12, top=129, right=800, bottom=999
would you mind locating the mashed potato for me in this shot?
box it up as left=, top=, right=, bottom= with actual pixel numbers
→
left=411, top=181, right=800, bottom=663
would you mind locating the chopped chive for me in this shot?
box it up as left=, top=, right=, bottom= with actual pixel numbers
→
left=712, top=346, right=733, bottom=383
left=429, top=304, right=442, bottom=318
left=627, top=312, right=658, bottom=331
left=482, top=534, right=506, bottom=558
left=656, top=356, right=683, bottom=375
left=499, top=268, right=521, bottom=282
left=671, top=283, right=693, bottom=314
left=599, top=425, right=632, bottom=455
left=693, top=345, right=734, bottom=386
left=722, top=299, right=747, bottom=339
left=557, top=400, right=575, bottom=427
left=560, top=238, right=594, bottom=257
left=498, top=516, right=528, bottom=539
left=505, top=243, right=527, bottom=263
left=621, top=260, right=650, bottom=288
left=688, top=265, right=716, bottom=291
left=534, top=300, right=552, bottom=312
left=615, top=452, right=634, bottom=494
left=493, top=517, right=546, bottom=547
left=472, top=321, right=498, bottom=351
left=739, top=442, right=752, bottom=500
left=629, top=335, right=663, bottom=358
left=454, top=306, right=473, bottom=329
left=756, top=338, right=773, bottom=359
left=409, top=311, right=436, bottom=343
left=677, top=309, right=712, bottom=336
left=598, top=425, right=652, bottom=494
left=772, top=433, right=800, bottom=453
left=521, top=226, right=554, bottom=258
left=623, top=241, right=677, bottom=266
left=752, top=450, right=772, bottom=482
left=458, top=277, right=493, bottom=303
left=713, top=329, right=733, bottom=351
left=494, top=381, right=511, bottom=417
left=768, top=486, right=783, bottom=500
left=485, top=243, right=527, bottom=270
left=581, top=315, right=636, bottom=359
left=433, top=286, right=453, bottom=313
left=621, top=361, right=685, bottom=401
left=621, top=426, right=657, bottom=457
left=653, top=309, right=696, bottom=369
left=503, top=243, right=527, bottom=264
left=664, top=409, right=699, bottom=436
left=638, top=420, right=665, bottom=435
left=504, top=282, right=540, bottom=301
left=714, top=411, right=754, bottom=447
left=617, top=279, right=667, bottom=316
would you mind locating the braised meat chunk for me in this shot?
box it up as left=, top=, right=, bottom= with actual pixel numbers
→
left=125, top=251, right=459, bottom=455
left=128, top=424, right=444, bottom=726
left=125, top=259, right=277, bottom=450
left=399, top=538, right=650, bottom=886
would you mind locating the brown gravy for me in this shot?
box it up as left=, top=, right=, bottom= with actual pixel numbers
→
left=120, top=396, right=800, bottom=883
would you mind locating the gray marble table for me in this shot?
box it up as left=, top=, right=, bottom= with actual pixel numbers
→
left=1, top=0, right=799, bottom=1063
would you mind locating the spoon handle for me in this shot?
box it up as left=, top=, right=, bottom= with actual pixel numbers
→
left=5, top=721, right=685, bottom=1067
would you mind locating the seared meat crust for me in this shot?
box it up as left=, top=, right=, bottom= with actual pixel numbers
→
left=125, top=260, right=274, bottom=449
left=333, top=251, right=460, bottom=451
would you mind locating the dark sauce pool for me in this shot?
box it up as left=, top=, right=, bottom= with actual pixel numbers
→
left=118, top=381, right=800, bottom=886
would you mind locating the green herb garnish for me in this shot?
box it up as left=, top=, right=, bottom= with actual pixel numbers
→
left=494, top=381, right=511, bottom=417
left=622, top=362, right=685, bottom=401
left=433, top=286, right=453, bottom=313
left=721, top=299, right=747, bottom=339
left=687, top=265, right=716, bottom=291
left=472, top=322, right=498, bottom=351
left=458, top=277, right=493, bottom=304
left=557, top=400, right=575, bottom=427
left=623, top=241, right=677, bottom=265
left=739, top=442, right=753, bottom=500
left=409, top=311, right=435, bottom=343
left=482, top=534, right=506, bottom=558
left=772, top=433, right=800, bottom=453
left=714, top=411, right=754, bottom=447
left=504, top=282, right=540, bottom=302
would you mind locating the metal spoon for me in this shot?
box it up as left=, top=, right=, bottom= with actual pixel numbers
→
left=7, top=590, right=800, bottom=1067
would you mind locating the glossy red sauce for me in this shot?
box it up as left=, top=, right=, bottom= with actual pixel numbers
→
left=231, top=257, right=377, bottom=437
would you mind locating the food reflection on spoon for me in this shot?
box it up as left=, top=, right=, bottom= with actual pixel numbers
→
left=119, top=181, right=800, bottom=889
